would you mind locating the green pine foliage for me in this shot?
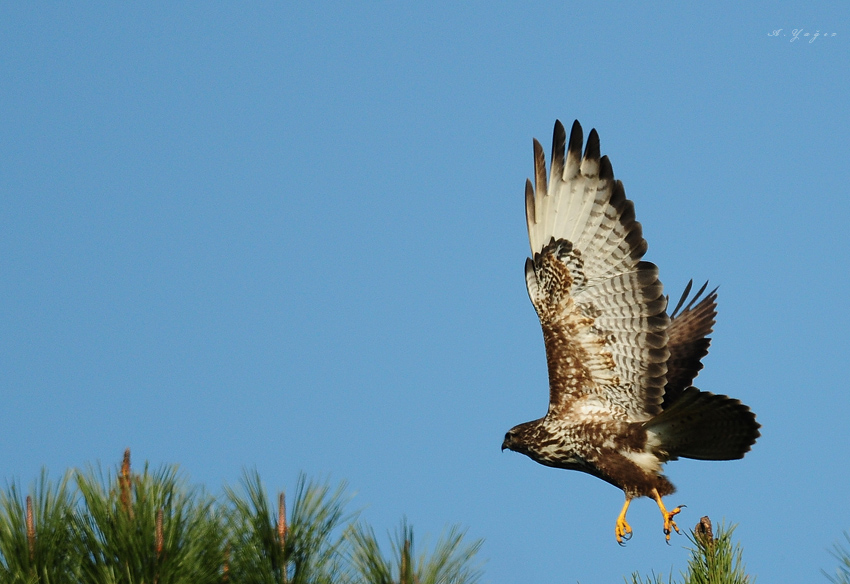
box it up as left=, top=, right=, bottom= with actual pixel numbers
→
left=824, top=532, right=850, bottom=584
left=628, top=521, right=752, bottom=584
left=223, top=469, right=351, bottom=584
left=0, top=469, right=77, bottom=584
left=73, top=453, right=225, bottom=584
left=8, top=452, right=850, bottom=584
left=0, top=452, right=482, bottom=584
left=346, top=519, right=482, bottom=584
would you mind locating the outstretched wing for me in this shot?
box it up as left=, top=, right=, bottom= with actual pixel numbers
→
left=662, top=281, right=718, bottom=407
left=524, top=120, right=669, bottom=421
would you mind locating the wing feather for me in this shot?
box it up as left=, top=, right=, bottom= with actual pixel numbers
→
left=525, top=120, right=669, bottom=421
left=663, top=283, right=718, bottom=406
left=554, top=121, right=584, bottom=244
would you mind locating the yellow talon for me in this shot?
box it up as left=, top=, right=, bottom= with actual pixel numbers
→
left=615, top=496, right=633, bottom=545
left=652, top=488, right=684, bottom=543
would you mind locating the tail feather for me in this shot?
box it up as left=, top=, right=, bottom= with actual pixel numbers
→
left=645, top=387, right=760, bottom=461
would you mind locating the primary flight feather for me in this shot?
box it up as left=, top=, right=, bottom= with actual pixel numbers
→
left=502, top=120, right=760, bottom=544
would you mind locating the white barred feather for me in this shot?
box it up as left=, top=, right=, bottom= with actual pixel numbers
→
left=524, top=120, right=670, bottom=422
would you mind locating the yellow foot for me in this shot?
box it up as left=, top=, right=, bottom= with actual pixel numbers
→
left=615, top=496, right=633, bottom=545
left=651, top=489, right=685, bottom=544
left=661, top=505, right=684, bottom=543
left=615, top=515, right=633, bottom=545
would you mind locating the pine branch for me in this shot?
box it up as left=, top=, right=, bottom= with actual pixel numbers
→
left=824, top=532, right=850, bottom=584
left=0, top=469, right=77, bottom=584
left=73, top=451, right=226, bottom=584
left=223, top=470, right=352, bottom=584
left=346, top=518, right=483, bottom=584
left=628, top=517, right=753, bottom=584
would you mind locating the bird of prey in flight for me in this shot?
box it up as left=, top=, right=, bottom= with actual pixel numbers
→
left=501, top=120, right=760, bottom=543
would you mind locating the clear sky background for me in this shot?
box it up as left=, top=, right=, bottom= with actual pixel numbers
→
left=2, top=3, right=849, bottom=583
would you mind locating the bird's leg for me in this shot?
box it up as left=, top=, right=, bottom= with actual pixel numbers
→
left=651, top=488, right=684, bottom=543
left=615, top=495, right=633, bottom=545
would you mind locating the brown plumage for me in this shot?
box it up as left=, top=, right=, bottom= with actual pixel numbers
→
left=502, top=120, right=760, bottom=544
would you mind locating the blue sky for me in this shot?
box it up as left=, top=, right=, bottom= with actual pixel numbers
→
left=2, top=3, right=849, bottom=582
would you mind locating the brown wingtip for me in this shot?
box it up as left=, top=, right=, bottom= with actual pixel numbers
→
left=568, top=120, right=583, bottom=158
left=525, top=178, right=536, bottom=227
left=670, top=280, right=694, bottom=318
left=533, top=138, right=547, bottom=196
left=584, top=128, right=600, bottom=163
left=599, top=155, right=614, bottom=181
left=551, top=120, right=566, bottom=180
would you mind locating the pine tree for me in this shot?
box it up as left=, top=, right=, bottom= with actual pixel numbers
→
left=628, top=517, right=752, bottom=584
left=346, top=518, right=483, bottom=584
left=223, top=469, right=351, bottom=584
left=73, top=449, right=226, bottom=584
left=28, top=451, right=850, bottom=584
left=0, top=469, right=77, bottom=584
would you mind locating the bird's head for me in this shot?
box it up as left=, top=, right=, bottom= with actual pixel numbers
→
left=502, top=419, right=551, bottom=458
left=502, top=422, right=535, bottom=454
left=501, top=429, right=518, bottom=452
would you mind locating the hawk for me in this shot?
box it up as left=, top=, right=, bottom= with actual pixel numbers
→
left=501, top=120, right=760, bottom=544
